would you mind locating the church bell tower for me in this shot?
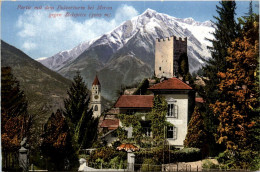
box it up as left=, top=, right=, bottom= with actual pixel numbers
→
left=91, top=75, right=102, bottom=118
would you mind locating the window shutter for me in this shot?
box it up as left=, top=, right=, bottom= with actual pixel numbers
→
left=173, top=127, right=177, bottom=140
left=174, top=104, right=178, bottom=118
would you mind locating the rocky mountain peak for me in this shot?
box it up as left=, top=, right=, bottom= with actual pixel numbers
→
left=141, top=8, right=157, bottom=18
left=183, top=17, right=196, bottom=25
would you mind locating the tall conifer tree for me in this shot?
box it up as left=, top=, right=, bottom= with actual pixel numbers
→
left=203, top=1, right=239, bottom=104
left=201, top=1, right=239, bottom=155
left=1, top=67, right=31, bottom=151
left=63, top=72, right=98, bottom=149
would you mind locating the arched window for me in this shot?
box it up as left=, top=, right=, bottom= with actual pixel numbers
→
left=94, top=105, right=98, bottom=111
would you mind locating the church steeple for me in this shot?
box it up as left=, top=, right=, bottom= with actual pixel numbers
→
left=92, top=75, right=100, bottom=86
left=91, top=75, right=102, bottom=118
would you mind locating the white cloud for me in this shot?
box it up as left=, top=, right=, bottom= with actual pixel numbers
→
left=16, top=4, right=139, bottom=58
left=115, top=4, right=139, bottom=23
left=22, top=41, right=36, bottom=50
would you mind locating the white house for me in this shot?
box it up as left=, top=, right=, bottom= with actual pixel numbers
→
left=148, top=77, right=194, bottom=148
left=99, top=77, right=194, bottom=148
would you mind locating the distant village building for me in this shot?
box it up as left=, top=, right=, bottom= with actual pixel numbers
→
left=98, top=35, right=195, bottom=148
left=155, top=36, right=187, bottom=78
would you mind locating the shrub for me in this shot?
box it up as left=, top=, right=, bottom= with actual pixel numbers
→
left=136, top=147, right=202, bottom=164
left=216, top=150, right=260, bottom=170
left=88, top=146, right=127, bottom=168
left=109, top=156, right=126, bottom=169
left=202, top=159, right=219, bottom=169
left=141, top=158, right=161, bottom=172
left=217, top=151, right=236, bottom=169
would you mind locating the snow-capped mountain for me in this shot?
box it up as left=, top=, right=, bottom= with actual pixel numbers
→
left=37, top=41, right=93, bottom=71
left=38, top=9, right=214, bottom=72
left=38, top=9, right=215, bottom=101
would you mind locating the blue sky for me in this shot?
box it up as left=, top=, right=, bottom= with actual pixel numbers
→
left=1, top=1, right=259, bottom=59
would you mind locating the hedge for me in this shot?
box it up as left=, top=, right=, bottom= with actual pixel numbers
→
left=135, top=147, right=201, bottom=164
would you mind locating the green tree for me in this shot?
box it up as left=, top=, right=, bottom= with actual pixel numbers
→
left=63, top=72, right=98, bottom=149
left=184, top=106, right=206, bottom=149
left=133, top=78, right=150, bottom=95
left=178, top=53, right=194, bottom=86
left=204, top=1, right=239, bottom=81
left=178, top=53, right=189, bottom=78
left=41, top=109, right=78, bottom=170
left=203, top=0, right=239, bottom=105
left=201, top=1, right=239, bottom=155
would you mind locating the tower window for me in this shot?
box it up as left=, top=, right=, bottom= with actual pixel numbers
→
left=159, top=67, right=161, bottom=71
left=94, top=105, right=98, bottom=111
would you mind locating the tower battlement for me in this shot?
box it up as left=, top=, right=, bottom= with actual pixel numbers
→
left=156, top=36, right=187, bottom=43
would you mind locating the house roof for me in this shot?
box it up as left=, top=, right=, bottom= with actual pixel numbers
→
left=92, top=75, right=100, bottom=85
left=106, top=108, right=120, bottom=114
left=195, top=97, right=205, bottom=103
left=115, top=95, right=154, bottom=108
left=100, top=119, right=119, bottom=130
left=148, top=77, right=192, bottom=90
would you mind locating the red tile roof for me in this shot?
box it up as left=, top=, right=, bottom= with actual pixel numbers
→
left=195, top=97, right=205, bottom=103
left=117, top=143, right=139, bottom=151
left=92, top=75, right=100, bottom=85
left=115, top=95, right=154, bottom=108
left=100, top=119, right=119, bottom=130
left=149, top=77, right=192, bottom=90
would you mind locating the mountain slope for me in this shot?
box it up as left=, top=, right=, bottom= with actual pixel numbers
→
left=39, top=9, right=215, bottom=101
left=1, top=40, right=72, bottom=127
left=99, top=55, right=153, bottom=100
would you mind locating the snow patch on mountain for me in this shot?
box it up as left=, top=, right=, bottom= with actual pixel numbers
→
left=37, top=41, right=94, bottom=71
left=36, top=57, right=48, bottom=61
